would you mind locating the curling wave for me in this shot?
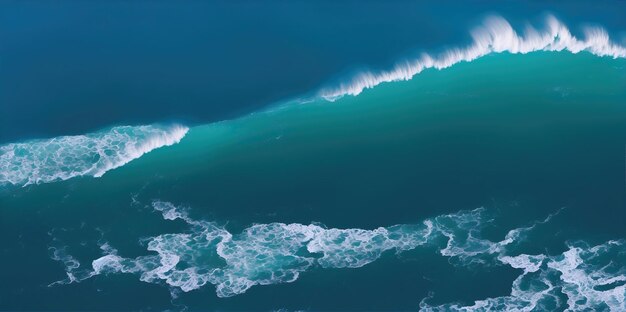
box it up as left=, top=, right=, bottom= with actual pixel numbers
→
left=0, top=124, right=188, bottom=187
left=49, top=202, right=557, bottom=298
left=319, top=14, right=626, bottom=100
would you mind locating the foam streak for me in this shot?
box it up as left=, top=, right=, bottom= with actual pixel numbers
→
left=49, top=203, right=551, bottom=298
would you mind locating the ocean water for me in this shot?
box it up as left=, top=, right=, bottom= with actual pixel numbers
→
left=3, top=0, right=626, bottom=143
left=2, top=11, right=626, bottom=312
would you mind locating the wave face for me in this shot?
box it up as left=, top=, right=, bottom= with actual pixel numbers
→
left=49, top=202, right=559, bottom=299
left=0, top=125, right=188, bottom=187
left=319, top=14, right=626, bottom=100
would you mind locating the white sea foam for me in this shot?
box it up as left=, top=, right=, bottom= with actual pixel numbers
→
left=421, top=240, right=626, bottom=311
left=48, top=245, right=82, bottom=286
left=50, top=202, right=625, bottom=309
left=319, top=15, right=626, bottom=100
left=0, top=124, right=188, bottom=187
left=49, top=202, right=551, bottom=298
left=47, top=231, right=105, bottom=286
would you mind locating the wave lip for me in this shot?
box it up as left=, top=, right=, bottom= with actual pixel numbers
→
left=319, top=14, right=626, bottom=100
left=0, top=124, right=188, bottom=187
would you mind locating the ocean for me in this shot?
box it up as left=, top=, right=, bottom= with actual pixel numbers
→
left=2, top=3, right=626, bottom=311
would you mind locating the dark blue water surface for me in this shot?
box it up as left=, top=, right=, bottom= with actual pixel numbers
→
left=2, top=0, right=626, bottom=143
left=2, top=2, right=626, bottom=311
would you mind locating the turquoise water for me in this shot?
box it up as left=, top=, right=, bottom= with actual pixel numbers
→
left=2, top=51, right=626, bottom=310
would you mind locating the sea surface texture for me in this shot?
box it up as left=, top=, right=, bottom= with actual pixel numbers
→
left=2, top=2, right=626, bottom=311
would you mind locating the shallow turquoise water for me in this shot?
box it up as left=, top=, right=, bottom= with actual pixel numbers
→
left=2, top=52, right=626, bottom=310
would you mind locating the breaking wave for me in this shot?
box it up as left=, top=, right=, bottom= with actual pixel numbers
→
left=0, top=124, right=188, bottom=187
left=319, top=14, right=626, bottom=100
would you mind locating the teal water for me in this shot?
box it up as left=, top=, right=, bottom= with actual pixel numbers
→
left=2, top=52, right=626, bottom=310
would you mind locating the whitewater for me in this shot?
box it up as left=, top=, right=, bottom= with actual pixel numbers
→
left=48, top=202, right=546, bottom=297
left=0, top=124, right=188, bottom=187
left=47, top=201, right=626, bottom=311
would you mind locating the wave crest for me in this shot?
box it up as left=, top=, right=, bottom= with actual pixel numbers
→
left=319, top=15, right=626, bottom=100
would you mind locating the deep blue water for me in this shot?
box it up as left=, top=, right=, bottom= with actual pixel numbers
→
left=2, top=2, right=626, bottom=311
